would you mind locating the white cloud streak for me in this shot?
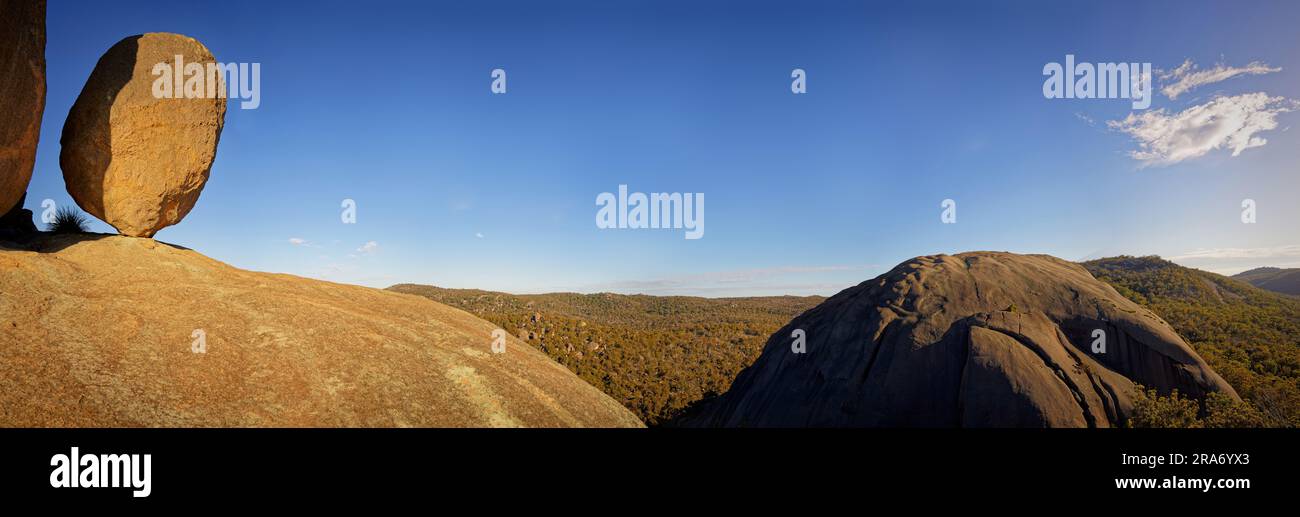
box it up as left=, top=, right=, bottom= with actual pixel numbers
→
left=1159, top=59, right=1281, bottom=100
left=583, top=264, right=880, bottom=296
left=1169, top=245, right=1300, bottom=261
left=1108, top=92, right=1296, bottom=166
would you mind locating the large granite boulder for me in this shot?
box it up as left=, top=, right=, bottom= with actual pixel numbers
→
left=0, top=0, right=46, bottom=215
left=685, top=252, right=1237, bottom=427
left=60, top=32, right=225, bottom=237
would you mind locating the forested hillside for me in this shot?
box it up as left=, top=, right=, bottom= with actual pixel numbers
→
left=1085, top=256, right=1300, bottom=427
left=391, top=256, right=1300, bottom=428
left=387, top=284, right=822, bottom=425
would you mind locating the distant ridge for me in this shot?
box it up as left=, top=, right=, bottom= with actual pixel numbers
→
left=1086, top=256, right=1300, bottom=426
left=1232, top=267, right=1300, bottom=296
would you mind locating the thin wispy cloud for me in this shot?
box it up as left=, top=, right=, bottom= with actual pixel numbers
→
left=356, top=241, right=379, bottom=255
left=711, top=264, right=880, bottom=283
left=288, top=237, right=319, bottom=248
left=583, top=264, right=881, bottom=296
left=1170, top=245, right=1300, bottom=261
left=1159, top=59, right=1281, bottom=100
left=1167, top=245, right=1300, bottom=275
left=307, top=261, right=396, bottom=287
left=1108, top=92, right=1296, bottom=166
left=594, top=283, right=849, bottom=297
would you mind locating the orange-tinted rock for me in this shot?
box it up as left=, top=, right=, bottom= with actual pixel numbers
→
left=0, top=234, right=644, bottom=428
left=0, top=0, right=47, bottom=214
left=60, top=33, right=225, bottom=237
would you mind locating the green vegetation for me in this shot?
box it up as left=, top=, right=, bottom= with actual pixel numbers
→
left=388, top=284, right=821, bottom=426
left=1127, top=388, right=1201, bottom=428
left=48, top=206, right=89, bottom=234
left=1127, top=387, right=1265, bottom=428
left=1085, top=256, right=1300, bottom=427
left=392, top=255, right=1299, bottom=428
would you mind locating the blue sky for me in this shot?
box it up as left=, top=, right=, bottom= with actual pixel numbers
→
left=25, top=0, right=1300, bottom=295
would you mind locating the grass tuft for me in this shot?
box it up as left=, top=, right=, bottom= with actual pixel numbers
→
left=48, top=205, right=89, bottom=234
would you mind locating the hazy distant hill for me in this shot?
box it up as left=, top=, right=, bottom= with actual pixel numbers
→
left=1085, top=257, right=1300, bottom=426
left=387, top=284, right=822, bottom=425
left=1232, top=267, right=1300, bottom=296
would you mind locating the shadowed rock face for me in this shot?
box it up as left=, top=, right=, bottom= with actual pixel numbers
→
left=0, top=0, right=46, bottom=215
left=685, top=252, right=1237, bottom=428
left=0, top=235, right=643, bottom=428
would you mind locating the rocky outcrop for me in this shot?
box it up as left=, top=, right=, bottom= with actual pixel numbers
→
left=684, top=252, right=1237, bottom=427
left=60, top=33, right=225, bottom=238
left=0, top=0, right=46, bottom=215
left=0, top=234, right=643, bottom=428
left=0, top=192, right=37, bottom=239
